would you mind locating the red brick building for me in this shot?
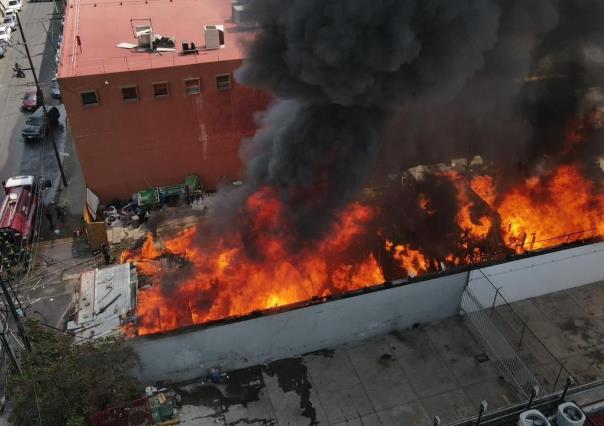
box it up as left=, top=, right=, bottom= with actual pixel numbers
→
left=58, top=0, right=270, bottom=201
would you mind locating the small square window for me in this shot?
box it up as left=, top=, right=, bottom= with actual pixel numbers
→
left=80, top=90, right=99, bottom=106
left=216, top=74, right=231, bottom=91
left=152, top=82, right=169, bottom=98
left=121, top=86, right=138, bottom=102
left=184, top=78, right=200, bottom=95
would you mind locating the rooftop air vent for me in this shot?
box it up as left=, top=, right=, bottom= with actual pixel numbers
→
left=135, top=25, right=152, bottom=49
left=232, top=1, right=254, bottom=25
left=204, top=24, right=224, bottom=50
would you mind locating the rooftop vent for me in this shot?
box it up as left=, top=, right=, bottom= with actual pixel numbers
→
left=181, top=41, right=197, bottom=55
left=135, top=25, right=152, bottom=49
left=232, top=0, right=254, bottom=26
left=204, top=25, right=224, bottom=50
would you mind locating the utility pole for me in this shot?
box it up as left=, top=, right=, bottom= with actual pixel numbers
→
left=0, top=332, right=21, bottom=374
left=14, top=12, right=68, bottom=187
left=0, top=279, right=30, bottom=351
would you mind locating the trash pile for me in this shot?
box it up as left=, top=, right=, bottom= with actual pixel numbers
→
left=103, top=174, right=203, bottom=229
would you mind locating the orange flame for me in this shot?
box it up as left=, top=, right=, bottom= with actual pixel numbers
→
left=385, top=241, right=429, bottom=278
left=442, top=171, right=493, bottom=239
left=122, top=115, right=604, bottom=336
left=497, top=164, right=604, bottom=252
left=124, top=189, right=387, bottom=335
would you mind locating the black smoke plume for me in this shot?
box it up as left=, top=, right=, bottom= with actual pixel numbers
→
left=214, top=0, right=601, bottom=252
left=226, top=0, right=509, bottom=250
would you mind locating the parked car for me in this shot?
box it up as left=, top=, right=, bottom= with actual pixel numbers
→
left=3, top=10, right=16, bottom=19
left=50, top=79, right=60, bottom=99
left=0, top=44, right=5, bottom=58
left=6, top=0, right=22, bottom=12
left=0, top=26, right=11, bottom=44
left=21, top=88, right=38, bottom=112
left=2, top=15, right=15, bottom=31
left=22, top=106, right=60, bottom=141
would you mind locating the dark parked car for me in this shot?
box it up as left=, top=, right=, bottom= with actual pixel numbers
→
left=50, top=79, right=60, bottom=99
left=21, top=88, right=38, bottom=111
left=21, top=107, right=59, bottom=141
left=0, top=44, right=5, bottom=58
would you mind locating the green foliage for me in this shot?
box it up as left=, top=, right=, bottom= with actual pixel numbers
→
left=8, top=319, right=141, bottom=425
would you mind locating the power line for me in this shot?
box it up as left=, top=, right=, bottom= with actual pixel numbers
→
left=14, top=11, right=67, bottom=187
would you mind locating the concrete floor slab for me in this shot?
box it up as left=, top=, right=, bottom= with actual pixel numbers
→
left=463, top=379, right=522, bottom=412
left=423, top=317, right=480, bottom=361
left=567, top=283, right=604, bottom=318
left=387, top=330, right=458, bottom=398
left=331, top=412, right=381, bottom=426
left=375, top=402, right=430, bottom=426
left=449, top=357, right=502, bottom=388
left=560, top=353, right=604, bottom=385
left=420, top=388, right=475, bottom=425
left=346, top=337, right=417, bottom=411
left=311, top=385, right=375, bottom=425
left=262, top=358, right=328, bottom=426
left=555, top=317, right=604, bottom=352
left=583, top=346, right=604, bottom=372
left=304, top=350, right=363, bottom=393
left=222, top=393, right=277, bottom=426
left=539, top=334, right=580, bottom=359
left=179, top=403, right=224, bottom=425
left=305, top=351, right=375, bottom=424
left=533, top=291, right=585, bottom=321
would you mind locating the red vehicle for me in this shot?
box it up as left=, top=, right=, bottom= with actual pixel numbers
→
left=0, top=176, right=40, bottom=264
left=21, top=88, right=38, bottom=112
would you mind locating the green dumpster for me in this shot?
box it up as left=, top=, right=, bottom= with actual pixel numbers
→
left=137, top=188, right=158, bottom=208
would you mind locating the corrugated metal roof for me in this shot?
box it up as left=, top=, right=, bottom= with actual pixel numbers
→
left=70, top=263, right=137, bottom=341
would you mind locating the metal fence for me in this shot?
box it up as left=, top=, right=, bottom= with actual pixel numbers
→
left=461, top=269, right=575, bottom=399
left=461, top=283, right=542, bottom=397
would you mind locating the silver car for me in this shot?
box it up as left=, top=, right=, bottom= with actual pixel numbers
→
left=2, top=16, right=16, bottom=31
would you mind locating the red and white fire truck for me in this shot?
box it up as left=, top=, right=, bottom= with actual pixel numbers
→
left=0, top=176, right=41, bottom=267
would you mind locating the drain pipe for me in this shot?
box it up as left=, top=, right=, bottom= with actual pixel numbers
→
left=475, top=400, right=488, bottom=425
left=559, top=377, right=574, bottom=404
left=526, top=385, right=539, bottom=410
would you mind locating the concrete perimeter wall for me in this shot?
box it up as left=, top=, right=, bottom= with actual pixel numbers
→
left=469, top=241, right=604, bottom=308
left=129, top=272, right=468, bottom=383
left=129, top=242, right=604, bottom=383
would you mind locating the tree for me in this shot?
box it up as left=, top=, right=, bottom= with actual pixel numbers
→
left=8, top=319, right=141, bottom=425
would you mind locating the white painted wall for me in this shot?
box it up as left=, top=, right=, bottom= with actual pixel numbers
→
left=468, top=242, right=604, bottom=308
left=129, top=241, right=604, bottom=383
left=129, top=272, right=468, bottom=383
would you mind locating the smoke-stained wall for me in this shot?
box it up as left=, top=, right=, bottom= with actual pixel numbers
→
left=129, top=241, right=604, bottom=383
left=129, top=272, right=467, bottom=382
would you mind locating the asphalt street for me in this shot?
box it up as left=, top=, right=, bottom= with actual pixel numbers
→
left=0, top=0, right=66, bottom=198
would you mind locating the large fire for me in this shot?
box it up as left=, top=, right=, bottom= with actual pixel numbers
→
left=121, top=189, right=386, bottom=334
left=497, top=165, right=604, bottom=252
left=122, top=122, right=604, bottom=336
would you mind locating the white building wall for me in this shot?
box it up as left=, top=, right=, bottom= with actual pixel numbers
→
left=129, top=241, right=604, bottom=383
left=129, top=272, right=468, bottom=383
left=468, top=241, right=604, bottom=308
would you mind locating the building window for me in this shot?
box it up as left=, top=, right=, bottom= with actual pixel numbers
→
left=80, top=90, right=99, bottom=106
left=152, top=82, right=169, bottom=98
left=216, top=74, right=231, bottom=91
left=121, top=86, right=139, bottom=102
left=184, top=78, right=200, bottom=95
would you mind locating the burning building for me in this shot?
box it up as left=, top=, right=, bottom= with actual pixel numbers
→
left=107, top=0, right=604, bottom=383
left=121, top=151, right=604, bottom=336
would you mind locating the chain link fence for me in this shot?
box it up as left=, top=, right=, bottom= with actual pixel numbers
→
left=461, top=269, right=575, bottom=399
left=461, top=281, right=541, bottom=397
